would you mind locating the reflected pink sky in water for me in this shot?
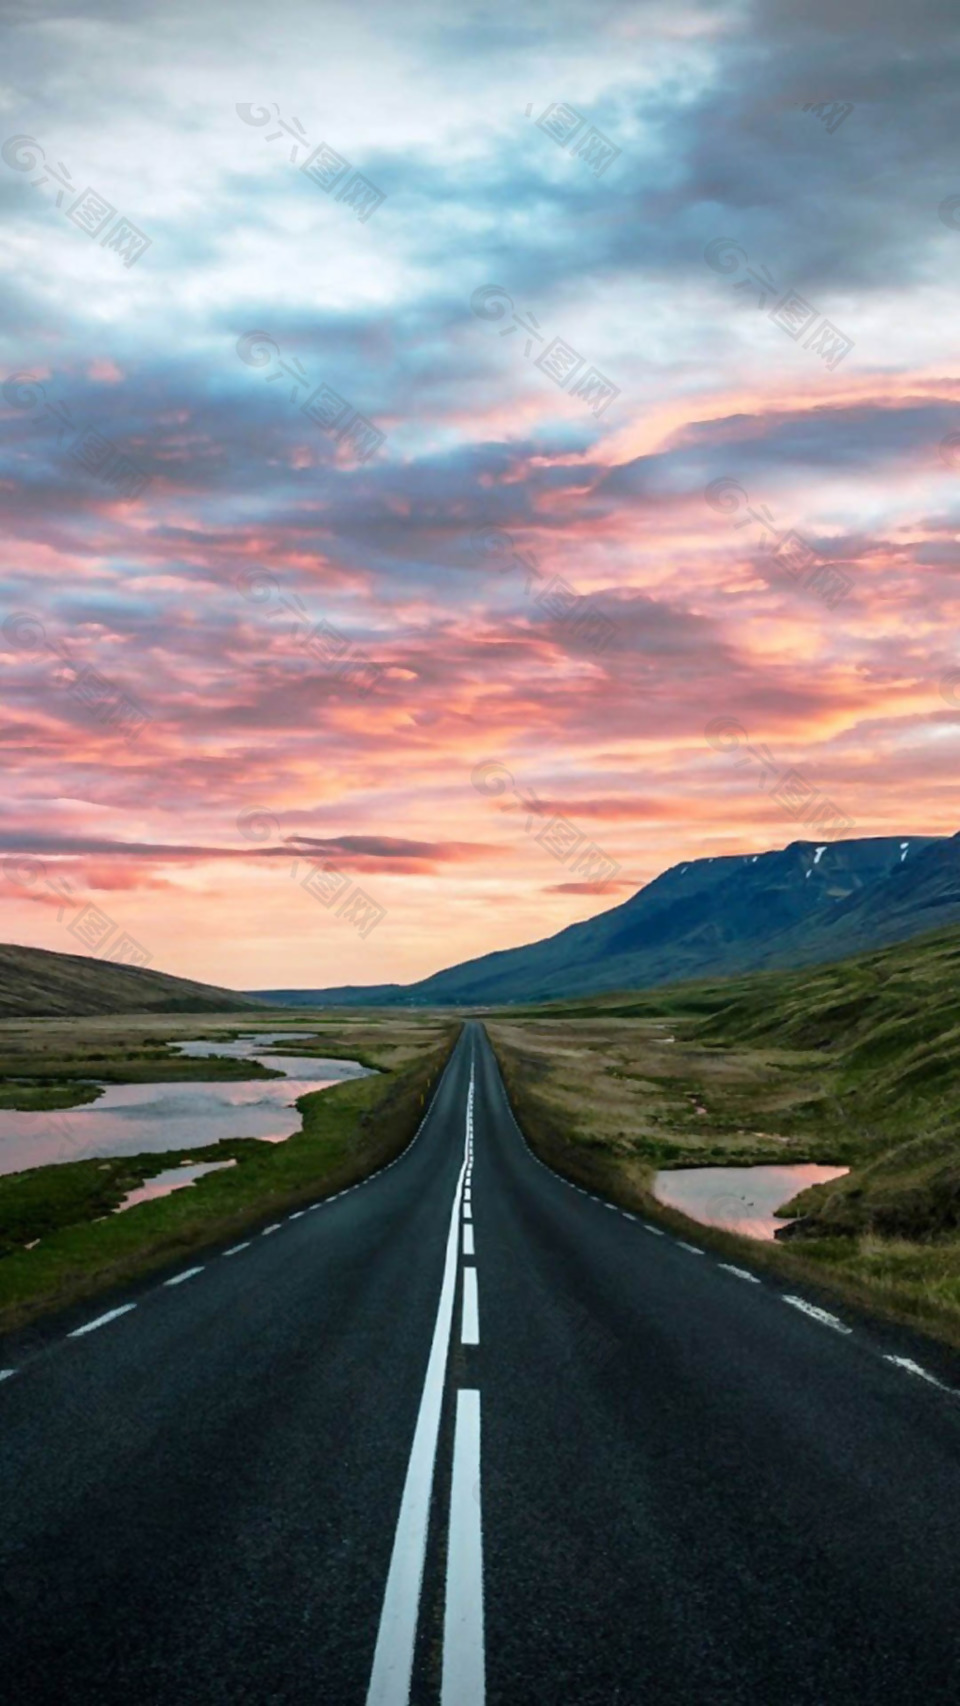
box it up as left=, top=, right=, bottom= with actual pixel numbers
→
left=653, top=1163, right=849, bottom=1240
left=0, top=1035, right=372, bottom=1176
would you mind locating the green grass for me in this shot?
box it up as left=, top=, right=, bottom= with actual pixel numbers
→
left=484, top=919, right=960, bottom=1348
left=0, top=1018, right=460, bottom=1331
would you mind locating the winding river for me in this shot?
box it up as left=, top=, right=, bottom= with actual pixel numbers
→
left=0, top=1031, right=372, bottom=1177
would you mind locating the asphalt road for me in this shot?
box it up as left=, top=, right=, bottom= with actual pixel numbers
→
left=1, top=1020, right=959, bottom=1704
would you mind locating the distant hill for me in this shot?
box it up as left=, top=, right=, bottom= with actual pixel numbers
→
left=0, top=943, right=263, bottom=1018
left=251, top=984, right=405, bottom=1008
left=253, top=832, right=960, bottom=1007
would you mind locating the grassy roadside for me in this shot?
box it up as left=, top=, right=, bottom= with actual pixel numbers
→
left=485, top=1012, right=960, bottom=1352
left=0, top=1019, right=460, bottom=1333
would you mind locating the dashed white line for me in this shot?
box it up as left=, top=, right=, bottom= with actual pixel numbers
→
left=783, top=1296, right=852, bottom=1334
left=463, top=1224, right=475, bottom=1257
left=441, top=1389, right=485, bottom=1706
left=288, top=1210, right=305, bottom=1220
left=366, top=1070, right=472, bottom=1706
left=223, top=1241, right=251, bottom=1256
left=0, top=1369, right=16, bottom=1382
left=164, top=1266, right=204, bottom=1287
left=643, top=1224, right=664, bottom=1237
left=676, top=1240, right=704, bottom=1255
left=461, top=1268, right=480, bottom=1346
left=69, top=1303, right=136, bottom=1339
left=883, top=1355, right=951, bottom=1391
left=719, top=1263, right=761, bottom=1284
left=261, top=1223, right=282, bottom=1237
left=463, top=1202, right=472, bottom=1222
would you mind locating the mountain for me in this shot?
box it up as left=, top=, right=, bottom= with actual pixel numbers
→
left=0, top=942, right=264, bottom=1018
left=254, top=832, right=960, bottom=1007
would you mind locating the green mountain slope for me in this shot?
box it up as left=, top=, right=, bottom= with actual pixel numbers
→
left=256, top=831, right=960, bottom=1007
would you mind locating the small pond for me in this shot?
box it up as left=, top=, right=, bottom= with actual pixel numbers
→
left=116, top=1158, right=238, bottom=1212
left=652, top=1163, right=849, bottom=1241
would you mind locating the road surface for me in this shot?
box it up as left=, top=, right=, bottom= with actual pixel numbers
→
left=1, top=1021, right=958, bottom=1703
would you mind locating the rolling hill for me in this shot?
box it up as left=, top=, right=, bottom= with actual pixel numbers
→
left=0, top=943, right=264, bottom=1018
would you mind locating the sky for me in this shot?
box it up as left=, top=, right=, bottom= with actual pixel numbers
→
left=1, top=0, right=959, bottom=991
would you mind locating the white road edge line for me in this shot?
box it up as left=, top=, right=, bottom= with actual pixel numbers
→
left=262, top=1223, right=282, bottom=1236
left=68, top=1303, right=136, bottom=1338
left=461, top=1268, right=480, bottom=1346
left=441, top=1389, right=485, bottom=1706
left=463, top=1224, right=475, bottom=1257
left=164, top=1266, right=204, bottom=1287
left=223, top=1242, right=251, bottom=1256
left=719, top=1263, right=761, bottom=1284
left=365, top=1068, right=473, bottom=1706
left=783, top=1295, right=852, bottom=1334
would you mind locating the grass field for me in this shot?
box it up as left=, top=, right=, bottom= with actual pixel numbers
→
left=486, top=921, right=960, bottom=1347
left=0, top=1011, right=459, bottom=1331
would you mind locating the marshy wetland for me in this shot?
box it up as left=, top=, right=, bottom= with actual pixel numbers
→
left=0, top=1011, right=459, bottom=1330
left=487, top=922, right=960, bottom=1346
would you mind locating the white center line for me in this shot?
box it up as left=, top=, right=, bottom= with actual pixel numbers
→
left=223, top=1242, right=251, bottom=1256
left=464, top=1202, right=472, bottom=1222
left=719, top=1263, right=761, bottom=1283
left=643, top=1224, right=664, bottom=1236
left=783, top=1295, right=852, bottom=1334
left=164, top=1266, right=204, bottom=1287
left=676, top=1240, right=705, bottom=1256
left=0, top=1369, right=16, bottom=1382
left=262, top=1223, right=282, bottom=1236
left=288, top=1210, right=305, bottom=1220
left=366, top=1068, right=473, bottom=1706
left=463, top=1224, right=475, bottom=1257
left=69, top=1303, right=136, bottom=1338
left=441, top=1389, right=485, bottom=1706
left=461, top=1267, right=480, bottom=1346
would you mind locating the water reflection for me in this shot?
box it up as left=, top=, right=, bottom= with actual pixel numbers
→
left=0, top=1033, right=372, bottom=1177
left=652, top=1163, right=849, bottom=1240
left=116, top=1158, right=238, bottom=1211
